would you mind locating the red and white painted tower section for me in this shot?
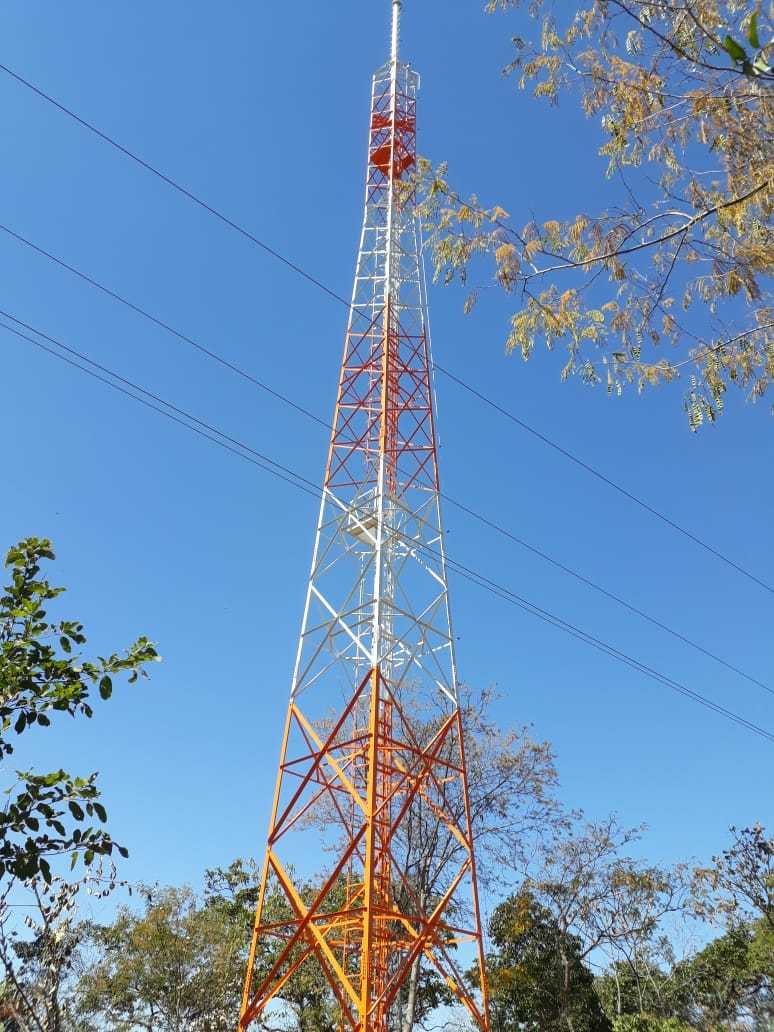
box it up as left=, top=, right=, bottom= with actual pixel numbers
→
left=239, top=4, right=490, bottom=1029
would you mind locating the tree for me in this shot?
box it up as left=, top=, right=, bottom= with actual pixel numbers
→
left=523, top=817, right=685, bottom=957
left=591, top=824, right=774, bottom=1032
left=595, top=957, right=689, bottom=1024
left=0, top=538, right=158, bottom=883
left=694, top=823, right=774, bottom=929
left=391, top=685, right=561, bottom=1031
left=420, top=2, right=774, bottom=427
left=496, top=815, right=688, bottom=1032
left=75, top=863, right=345, bottom=1032
left=484, top=889, right=611, bottom=1032
left=75, top=883, right=244, bottom=1032
left=0, top=1000, right=22, bottom=1032
left=204, top=860, right=341, bottom=1032
left=749, top=917, right=774, bottom=984
left=0, top=866, right=115, bottom=1032
left=307, top=684, right=561, bottom=1032
left=688, top=824, right=774, bottom=1031
left=610, top=1018, right=693, bottom=1032
left=673, top=924, right=769, bottom=1030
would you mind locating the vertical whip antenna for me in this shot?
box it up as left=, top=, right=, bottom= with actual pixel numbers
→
left=391, top=0, right=401, bottom=65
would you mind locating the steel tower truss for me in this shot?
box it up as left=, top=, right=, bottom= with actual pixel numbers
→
left=239, top=5, right=489, bottom=1030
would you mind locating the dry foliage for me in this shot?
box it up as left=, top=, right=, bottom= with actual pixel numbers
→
left=419, top=1, right=774, bottom=428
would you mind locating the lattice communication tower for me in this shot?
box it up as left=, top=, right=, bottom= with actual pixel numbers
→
left=239, top=4, right=490, bottom=1030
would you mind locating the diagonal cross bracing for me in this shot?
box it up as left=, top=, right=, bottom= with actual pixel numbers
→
left=239, top=7, right=489, bottom=1030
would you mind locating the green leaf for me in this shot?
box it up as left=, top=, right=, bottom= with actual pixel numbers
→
left=723, top=35, right=748, bottom=63
left=39, top=857, right=52, bottom=884
left=0, top=537, right=156, bottom=882
left=747, top=13, right=760, bottom=49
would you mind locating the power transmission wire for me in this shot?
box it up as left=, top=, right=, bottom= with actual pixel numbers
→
left=1, top=62, right=768, bottom=596
left=436, top=552, right=774, bottom=744
left=441, top=494, right=773, bottom=696
left=433, top=364, right=774, bottom=597
left=0, top=223, right=324, bottom=428
left=0, top=64, right=348, bottom=312
left=0, top=226, right=769, bottom=697
left=0, top=317, right=317, bottom=498
left=3, top=312, right=773, bottom=745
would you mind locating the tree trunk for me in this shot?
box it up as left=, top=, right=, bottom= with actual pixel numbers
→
left=559, top=944, right=575, bottom=1032
left=400, top=955, right=421, bottom=1032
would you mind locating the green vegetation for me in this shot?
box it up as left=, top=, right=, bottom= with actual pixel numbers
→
left=0, top=538, right=158, bottom=883
left=0, top=541, right=769, bottom=1031
left=1, top=824, right=771, bottom=1032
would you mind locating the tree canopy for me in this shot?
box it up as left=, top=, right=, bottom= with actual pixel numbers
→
left=485, top=890, right=612, bottom=1032
left=421, top=1, right=774, bottom=427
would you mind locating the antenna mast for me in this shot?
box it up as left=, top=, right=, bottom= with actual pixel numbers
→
left=238, top=4, right=490, bottom=1029
left=391, top=0, right=401, bottom=66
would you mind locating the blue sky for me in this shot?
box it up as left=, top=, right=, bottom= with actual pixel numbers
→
left=1, top=0, right=771, bottom=907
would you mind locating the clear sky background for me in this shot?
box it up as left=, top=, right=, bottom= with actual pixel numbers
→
left=0, top=0, right=771, bottom=913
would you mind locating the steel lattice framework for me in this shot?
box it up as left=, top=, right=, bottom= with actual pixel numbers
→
left=239, top=5, right=489, bottom=1030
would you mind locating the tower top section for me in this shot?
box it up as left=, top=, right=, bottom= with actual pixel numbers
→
left=391, top=0, right=401, bottom=65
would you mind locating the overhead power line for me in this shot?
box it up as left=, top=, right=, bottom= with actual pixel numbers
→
left=0, top=224, right=769, bottom=698
left=0, top=64, right=347, bottom=312
left=441, top=494, right=773, bottom=697
left=2, top=310, right=772, bottom=746
left=0, top=315, right=315, bottom=498
left=433, top=365, right=774, bottom=597
left=0, top=223, right=324, bottom=429
left=1, top=61, right=768, bottom=596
